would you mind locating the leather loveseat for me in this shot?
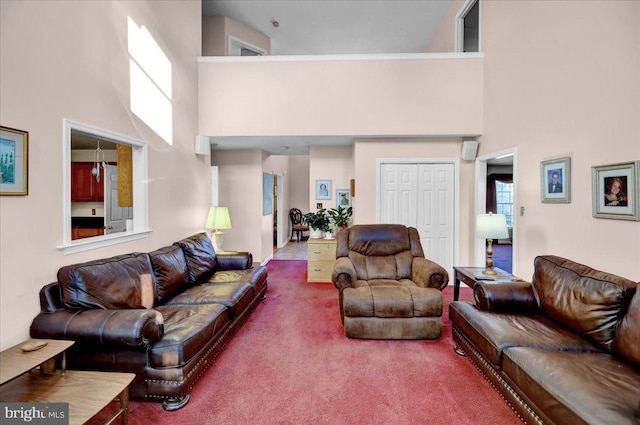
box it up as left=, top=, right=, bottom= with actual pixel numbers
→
left=30, top=232, right=267, bottom=411
left=331, top=224, right=449, bottom=339
left=450, top=255, right=639, bottom=425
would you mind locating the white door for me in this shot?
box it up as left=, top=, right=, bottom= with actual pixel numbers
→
left=104, top=165, right=133, bottom=234
left=380, top=163, right=455, bottom=275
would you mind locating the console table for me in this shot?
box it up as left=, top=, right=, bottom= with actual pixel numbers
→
left=0, top=339, right=134, bottom=425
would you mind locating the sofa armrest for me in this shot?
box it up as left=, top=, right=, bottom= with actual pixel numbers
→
left=30, top=308, right=164, bottom=349
left=216, top=251, right=252, bottom=270
left=412, top=257, right=449, bottom=290
left=332, top=257, right=357, bottom=290
left=473, top=281, right=539, bottom=313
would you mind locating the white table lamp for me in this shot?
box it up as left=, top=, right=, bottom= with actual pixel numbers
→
left=205, top=206, right=232, bottom=251
left=476, top=212, right=509, bottom=275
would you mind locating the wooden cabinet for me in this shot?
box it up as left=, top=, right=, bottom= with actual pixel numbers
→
left=307, top=238, right=337, bottom=282
left=71, top=162, right=104, bottom=202
left=71, top=227, right=104, bottom=240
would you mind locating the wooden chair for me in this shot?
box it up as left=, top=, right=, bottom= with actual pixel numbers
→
left=289, top=208, right=309, bottom=242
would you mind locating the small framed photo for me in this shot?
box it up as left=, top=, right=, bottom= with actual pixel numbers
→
left=540, top=157, right=570, bottom=203
left=592, top=161, right=640, bottom=221
left=316, top=179, right=331, bottom=200
left=0, top=126, right=29, bottom=196
left=336, top=189, right=351, bottom=208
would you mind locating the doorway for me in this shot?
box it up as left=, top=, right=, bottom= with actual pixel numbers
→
left=475, top=148, right=517, bottom=274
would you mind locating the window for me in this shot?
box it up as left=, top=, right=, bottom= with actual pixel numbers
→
left=456, top=0, right=480, bottom=53
left=58, top=119, right=150, bottom=254
left=495, top=180, right=513, bottom=227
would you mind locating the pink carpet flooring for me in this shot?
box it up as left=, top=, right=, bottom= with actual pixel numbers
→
left=91, top=260, right=521, bottom=424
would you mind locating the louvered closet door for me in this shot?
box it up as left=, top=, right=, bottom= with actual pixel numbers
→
left=380, top=163, right=454, bottom=275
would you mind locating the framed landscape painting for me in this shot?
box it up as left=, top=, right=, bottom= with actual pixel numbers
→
left=0, top=126, right=28, bottom=196
left=592, top=161, right=640, bottom=221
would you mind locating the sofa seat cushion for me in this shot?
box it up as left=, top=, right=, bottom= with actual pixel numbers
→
left=342, top=285, right=442, bottom=339
left=344, top=286, right=442, bottom=318
left=449, top=302, right=599, bottom=368
left=532, top=255, right=637, bottom=352
left=150, top=304, right=229, bottom=368
left=206, top=266, right=267, bottom=297
left=163, top=282, right=253, bottom=319
left=353, top=278, right=417, bottom=288
left=503, top=347, right=640, bottom=425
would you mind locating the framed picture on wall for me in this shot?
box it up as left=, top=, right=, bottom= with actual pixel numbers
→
left=263, top=172, right=273, bottom=215
left=591, top=161, right=640, bottom=221
left=540, top=157, right=571, bottom=203
left=0, top=126, right=29, bottom=196
left=316, top=179, right=331, bottom=200
left=336, top=189, right=351, bottom=208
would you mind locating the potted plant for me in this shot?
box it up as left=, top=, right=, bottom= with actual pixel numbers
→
left=327, top=205, right=353, bottom=229
left=303, top=209, right=330, bottom=239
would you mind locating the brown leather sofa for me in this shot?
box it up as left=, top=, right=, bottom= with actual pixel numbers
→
left=450, top=255, right=640, bottom=425
left=331, top=224, right=449, bottom=339
left=30, top=232, right=267, bottom=411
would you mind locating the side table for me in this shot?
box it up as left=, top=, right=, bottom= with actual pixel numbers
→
left=307, top=238, right=337, bottom=282
left=0, top=339, right=134, bottom=425
left=452, top=266, right=516, bottom=301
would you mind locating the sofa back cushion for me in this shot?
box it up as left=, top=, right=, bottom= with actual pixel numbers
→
left=173, top=232, right=217, bottom=283
left=58, top=253, right=156, bottom=310
left=532, top=255, right=637, bottom=352
left=613, top=288, right=640, bottom=368
left=336, top=225, right=423, bottom=281
left=149, top=245, right=190, bottom=304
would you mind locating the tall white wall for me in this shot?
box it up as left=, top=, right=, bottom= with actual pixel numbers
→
left=0, top=0, right=206, bottom=349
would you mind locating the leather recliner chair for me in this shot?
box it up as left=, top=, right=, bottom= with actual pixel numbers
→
left=331, top=224, right=449, bottom=339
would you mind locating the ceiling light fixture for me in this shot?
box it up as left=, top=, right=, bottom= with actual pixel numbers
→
left=272, top=20, right=279, bottom=28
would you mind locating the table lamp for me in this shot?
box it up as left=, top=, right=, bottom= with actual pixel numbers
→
left=205, top=206, right=232, bottom=251
left=476, top=212, right=509, bottom=275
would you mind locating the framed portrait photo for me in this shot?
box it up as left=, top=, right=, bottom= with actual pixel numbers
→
left=591, top=161, right=640, bottom=221
left=540, top=157, right=570, bottom=203
left=0, top=126, right=28, bottom=196
left=316, top=179, right=331, bottom=200
left=336, top=189, right=351, bottom=208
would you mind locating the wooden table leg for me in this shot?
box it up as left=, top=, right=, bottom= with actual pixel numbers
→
left=453, top=276, right=461, bottom=301
left=118, top=387, right=130, bottom=425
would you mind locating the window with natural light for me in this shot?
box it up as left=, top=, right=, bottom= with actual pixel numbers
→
left=128, top=17, right=173, bottom=145
left=495, top=180, right=513, bottom=227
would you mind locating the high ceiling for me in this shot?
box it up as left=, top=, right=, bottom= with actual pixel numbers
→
left=201, top=0, right=455, bottom=155
left=202, top=0, right=453, bottom=55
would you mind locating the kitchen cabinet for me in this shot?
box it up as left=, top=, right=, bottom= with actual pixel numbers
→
left=71, top=162, right=104, bottom=202
left=71, top=227, right=104, bottom=240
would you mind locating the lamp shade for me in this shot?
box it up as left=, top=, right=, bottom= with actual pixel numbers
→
left=205, top=206, right=232, bottom=230
left=476, top=213, right=509, bottom=239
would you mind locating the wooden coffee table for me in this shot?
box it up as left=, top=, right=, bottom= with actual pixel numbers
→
left=0, top=339, right=134, bottom=425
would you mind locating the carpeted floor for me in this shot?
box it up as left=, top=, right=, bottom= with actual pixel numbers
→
left=91, top=260, right=521, bottom=424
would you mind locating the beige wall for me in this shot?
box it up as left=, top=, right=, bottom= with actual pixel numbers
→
left=0, top=0, right=205, bottom=349
left=198, top=55, right=483, bottom=137
left=427, top=0, right=640, bottom=280
left=309, top=146, right=353, bottom=213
